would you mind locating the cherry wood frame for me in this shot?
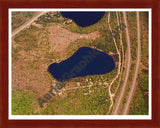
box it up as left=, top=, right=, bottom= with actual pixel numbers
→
left=0, top=0, right=160, bottom=128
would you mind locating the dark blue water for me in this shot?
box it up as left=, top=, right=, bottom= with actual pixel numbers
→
left=60, top=12, right=105, bottom=27
left=48, top=47, right=115, bottom=82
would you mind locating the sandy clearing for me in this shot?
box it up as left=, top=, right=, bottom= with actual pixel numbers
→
left=12, top=23, right=101, bottom=96
left=48, top=24, right=100, bottom=52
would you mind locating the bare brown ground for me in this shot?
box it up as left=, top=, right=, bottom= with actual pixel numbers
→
left=12, top=23, right=101, bottom=97
left=12, top=58, right=52, bottom=96
left=48, top=24, right=100, bottom=52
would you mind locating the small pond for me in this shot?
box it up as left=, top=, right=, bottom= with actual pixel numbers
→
left=48, top=47, right=115, bottom=81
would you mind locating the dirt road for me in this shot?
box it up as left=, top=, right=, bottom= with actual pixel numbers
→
left=123, top=11, right=141, bottom=114
left=113, top=12, right=131, bottom=115
left=12, top=11, right=47, bottom=37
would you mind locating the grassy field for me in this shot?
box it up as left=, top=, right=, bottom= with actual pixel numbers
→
left=12, top=12, right=36, bottom=31
left=129, top=12, right=149, bottom=115
left=11, top=11, right=148, bottom=115
left=36, top=83, right=110, bottom=115
left=140, top=12, right=149, bottom=68
left=12, top=90, right=37, bottom=115
left=12, top=11, right=120, bottom=115
left=126, top=12, right=138, bottom=61
left=35, top=12, right=67, bottom=27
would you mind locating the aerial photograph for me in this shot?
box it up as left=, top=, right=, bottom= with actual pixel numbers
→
left=10, top=10, right=149, bottom=116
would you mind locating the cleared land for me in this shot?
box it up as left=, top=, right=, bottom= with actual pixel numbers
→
left=11, top=11, right=149, bottom=115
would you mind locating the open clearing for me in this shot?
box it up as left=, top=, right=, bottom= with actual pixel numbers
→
left=11, top=11, right=149, bottom=115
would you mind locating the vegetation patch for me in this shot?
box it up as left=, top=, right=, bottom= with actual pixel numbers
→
left=140, top=12, right=149, bottom=67
left=12, top=90, right=37, bottom=115
left=129, top=87, right=148, bottom=115
left=12, top=12, right=35, bottom=31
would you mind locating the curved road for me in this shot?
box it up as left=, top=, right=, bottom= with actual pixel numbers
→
left=113, top=12, right=131, bottom=115
left=123, top=11, right=141, bottom=114
left=11, top=11, right=140, bottom=115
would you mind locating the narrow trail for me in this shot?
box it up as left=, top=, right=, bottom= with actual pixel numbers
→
left=123, top=11, right=141, bottom=114
left=62, top=12, right=124, bottom=114
left=23, top=11, right=125, bottom=114
left=12, top=11, right=48, bottom=37
left=113, top=12, right=131, bottom=115
left=114, top=12, right=125, bottom=94
left=107, top=12, right=122, bottom=114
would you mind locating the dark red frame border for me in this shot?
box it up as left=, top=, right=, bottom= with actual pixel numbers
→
left=0, top=0, right=160, bottom=128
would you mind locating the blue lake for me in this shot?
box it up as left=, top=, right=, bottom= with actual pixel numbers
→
left=48, top=47, right=115, bottom=82
left=60, top=12, right=105, bottom=27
